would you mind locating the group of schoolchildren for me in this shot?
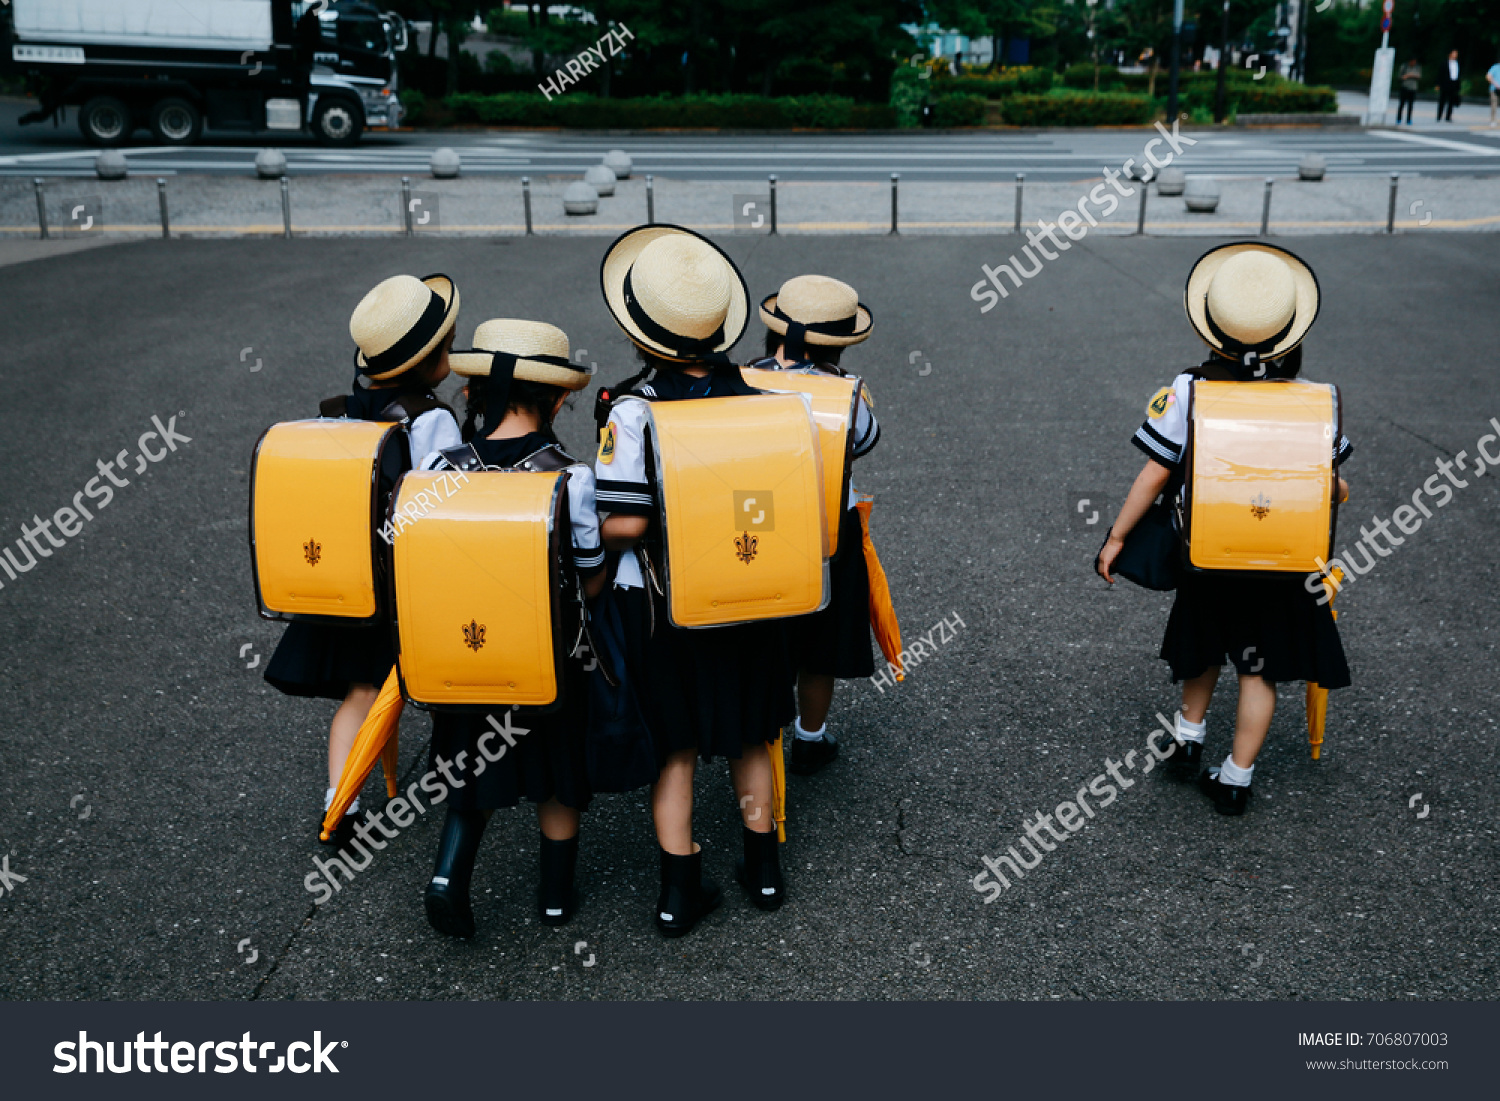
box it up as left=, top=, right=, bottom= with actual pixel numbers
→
left=262, top=225, right=1352, bottom=940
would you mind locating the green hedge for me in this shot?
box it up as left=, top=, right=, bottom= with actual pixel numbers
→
left=1182, top=82, right=1335, bottom=114
left=1000, top=92, right=1154, bottom=126
left=932, top=68, right=1055, bottom=98
left=932, top=94, right=988, bottom=127
left=443, top=92, right=896, bottom=129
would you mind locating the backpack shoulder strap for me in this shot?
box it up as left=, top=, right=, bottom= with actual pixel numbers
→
left=379, top=393, right=453, bottom=425
left=593, top=367, right=653, bottom=431
left=436, top=443, right=485, bottom=473
left=318, top=395, right=348, bottom=418
left=519, top=444, right=576, bottom=473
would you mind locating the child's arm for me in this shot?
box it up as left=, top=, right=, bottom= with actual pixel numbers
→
left=601, top=514, right=648, bottom=551
left=1096, top=459, right=1173, bottom=584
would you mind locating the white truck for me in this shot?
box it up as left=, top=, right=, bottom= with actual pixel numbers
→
left=1, top=0, right=409, bottom=146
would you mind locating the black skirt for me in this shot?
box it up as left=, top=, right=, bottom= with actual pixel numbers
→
left=617, top=583, right=796, bottom=768
left=263, top=619, right=395, bottom=700
left=427, top=657, right=593, bottom=813
left=789, top=505, right=876, bottom=679
left=1160, top=570, right=1351, bottom=689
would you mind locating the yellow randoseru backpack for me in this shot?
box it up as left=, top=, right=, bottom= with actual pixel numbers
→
left=391, top=462, right=576, bottom=710
left=636, top=393, right=828, bottom=628
left=250, top=419, right=406, bottom=623
left=739, top=367, right=861, bottom=557
left=1182, top=379, right=1341, bottom=573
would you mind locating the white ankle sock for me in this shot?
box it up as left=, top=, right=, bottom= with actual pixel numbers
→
left=1176, top=712, right=1207, bottom=744
left=323, top=787, right=359, bottom=816
left=1219, top=756, right=1254, bottom=787
left=794, top=717, right=826, bottom=742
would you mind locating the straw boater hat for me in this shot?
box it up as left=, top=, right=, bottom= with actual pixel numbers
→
left=349, top=273, right=460, bottom=381
left=760, top=274, right=873, bottom=357
left=450, top=319, right=592, bottom=390
left=599, top=224, right=748, bottom=363
left=1185, top=243, right=1319, bottom=364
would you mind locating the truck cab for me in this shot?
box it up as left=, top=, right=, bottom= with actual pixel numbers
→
left=1, top=0, right=409, bottom=146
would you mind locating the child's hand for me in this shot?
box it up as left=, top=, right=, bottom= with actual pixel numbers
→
left=1338, top=477, right=1350, bottom=504
left=1096, top=533, right=1124, bottom=584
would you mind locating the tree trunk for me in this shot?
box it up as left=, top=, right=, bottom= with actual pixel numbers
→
left=1148, top=54, right=1159, bottom=98
left=991, top=34, right=1002, bottom=72
left=427, top=3, right=440, bottom=57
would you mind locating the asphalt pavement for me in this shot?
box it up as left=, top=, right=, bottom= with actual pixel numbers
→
left=0, top=234, right=1496, bottom=1001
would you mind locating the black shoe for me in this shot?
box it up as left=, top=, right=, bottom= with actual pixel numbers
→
left=735, top=826, right=785, bottom=911
left=1198, top=767, right=1252, bottom=816
left=317, top=809, right=359, bottom=848
left=789, top=730, right=839, bottom=775
left=537, top=834, right=579, bottom=927
left=424, top=808, right=488, bottom=939
left=1166, top=739, right=1203, bottom=772
left=655, top=847, right=722, bottom=938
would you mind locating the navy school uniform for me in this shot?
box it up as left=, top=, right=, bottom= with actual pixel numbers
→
left=1133, top=366, right=1353, bottom=689
left=418, top=431, right=605, bottom=812
left=263, top=380, right=462, bottom=699
left=594, top=369, right=797, bottom=774
left=747, top=356, right=880, bottom=679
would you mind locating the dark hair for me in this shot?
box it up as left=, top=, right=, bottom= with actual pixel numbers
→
left=1264, top=344, right=1303, bottom=379
left=761, top=330, right=842, bottom=365
left=462, top=376, right=568, bottom=443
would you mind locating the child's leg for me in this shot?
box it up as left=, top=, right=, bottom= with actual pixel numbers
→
left=537, top=798, right=579, bottom=841
left=1230, top=675, right=1276, bottom=770
left=328, top=683, right=378, bottom=789
left=728, top=742, right=775, bottom=834
left=1181, top=666, right=1220, bottom=722
left=796, top=671, right=836, bottom=731
left=651, top=748, right=697, bottom=855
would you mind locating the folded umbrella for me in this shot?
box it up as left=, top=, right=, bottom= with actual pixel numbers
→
left=769, top=730, right=786, bottom=843
left=320, top=666, right=404, bottom=840
left=856, top=493, right=904, bottom=681
left=1305, top=566, right=1345, bottom=760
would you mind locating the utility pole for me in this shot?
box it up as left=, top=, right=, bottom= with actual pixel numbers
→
left=1214, top=0, right=1231, bottom=123
left=1167, top=0, right=1185, bottom=123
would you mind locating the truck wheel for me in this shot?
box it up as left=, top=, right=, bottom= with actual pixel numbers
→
left=150, top=98, right=203, bottom=145
left=78, top=96, right=133, bottom=147
left=312, top=97, right=363, bottom=145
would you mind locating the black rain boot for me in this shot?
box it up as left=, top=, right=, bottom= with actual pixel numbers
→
left=424, top=808, right=488, bottom=939
left=655, top=846, right=722, bottom=938
left=735, top=826, right=785, bottom=911
left=537, top=833, right=579, bottom=927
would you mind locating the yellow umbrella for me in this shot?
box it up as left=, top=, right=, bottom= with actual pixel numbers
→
left=856, top=494, right=904, bottom=681
left=769, top=730, right=786, bottom=842
left=1305, top=566, right=1345, bottom=760
left=320, top=666, right=404, bottom=840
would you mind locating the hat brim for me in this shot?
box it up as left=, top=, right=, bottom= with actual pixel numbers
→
left=449, top=349, right=593, bottom=391
left=599, top=224, right=748, bottom=362
left=356, top=274, right=460, bottom=381
left=759, top=294, right=873, bottom=347
left=1185, top=244, right=1319, bottom=360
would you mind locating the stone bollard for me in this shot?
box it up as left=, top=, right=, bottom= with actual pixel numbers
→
left=1183, top=176, right=1221, bottom=213
left=1156, top=167, right=1186, bottom=196
left=583, top=164, right=616, bottom=197
left=563, top=181, right=599, bottom=215
left=95, top=151, right=129, bottom=181
left=430, top=147, right=461, bottom=179
left=1298, top=154, right=1327, bottom=181
left=603, top=149, right=632, bottom=179
left=255, top=149, right=287, bottom=180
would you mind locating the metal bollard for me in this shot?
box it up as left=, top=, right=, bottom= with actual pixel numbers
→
left=522, top=176, right=533, bottom=236
left=646, top=174, right=654, bottom=225
left=890, top=173, right=899, bottom=236
left=1014, top=173, right=1024, bottom=234
left=1136, top=181, right=1148, bottom=235
left=1386, top=173, right=1399, bottom=234
left=402, top=176, right=413, bottom=236
left=280, top=177, right=292, bottom=239
left=33, top=178, right=48, bottom=240
left=1260, top=177, right=1273, bottom=237
left=157, top=178, right=170, bottom=238
left=769, top=174, right=778, bottom=236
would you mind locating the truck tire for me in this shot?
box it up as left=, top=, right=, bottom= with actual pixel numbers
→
left=311, top=96, right=363, bottom=146
left=150, top=98, right=203, bottom=145
left=78, top=96, right=133, bottom=147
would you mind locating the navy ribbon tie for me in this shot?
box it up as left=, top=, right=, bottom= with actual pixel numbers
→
left=769, top=302, right=860, bottom=362
left=1203, top=295, right=1296, bottom=359
left=360, top=287, right=447, bottom=376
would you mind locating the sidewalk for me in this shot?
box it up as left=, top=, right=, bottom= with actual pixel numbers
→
left=1337, top=89, right=1500, bottom=132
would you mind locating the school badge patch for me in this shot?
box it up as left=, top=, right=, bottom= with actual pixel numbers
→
left=1146, top=386, right=1175, bottom=419
left=598, top=423, right=616, bottom=464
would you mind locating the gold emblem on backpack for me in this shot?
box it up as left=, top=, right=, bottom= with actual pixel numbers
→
left=1250, top=493, right=1271, bottom=520
left=303, top=538, right=322, bottom=566
left=463, top=619, right=486, bottom=651
left=735, top=532, right=758, bottom=565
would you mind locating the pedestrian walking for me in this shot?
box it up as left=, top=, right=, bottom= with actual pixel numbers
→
left=1437, top=50, right=1462, bottom=122
left=1397, top=58, right=1421, bottom=125
left=1487, top=55, right=1500, bottom=126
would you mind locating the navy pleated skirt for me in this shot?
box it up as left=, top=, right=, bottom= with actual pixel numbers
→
left=788, top=505, right=876, bottom=679
left=264, top=619, right=395, bottom=700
